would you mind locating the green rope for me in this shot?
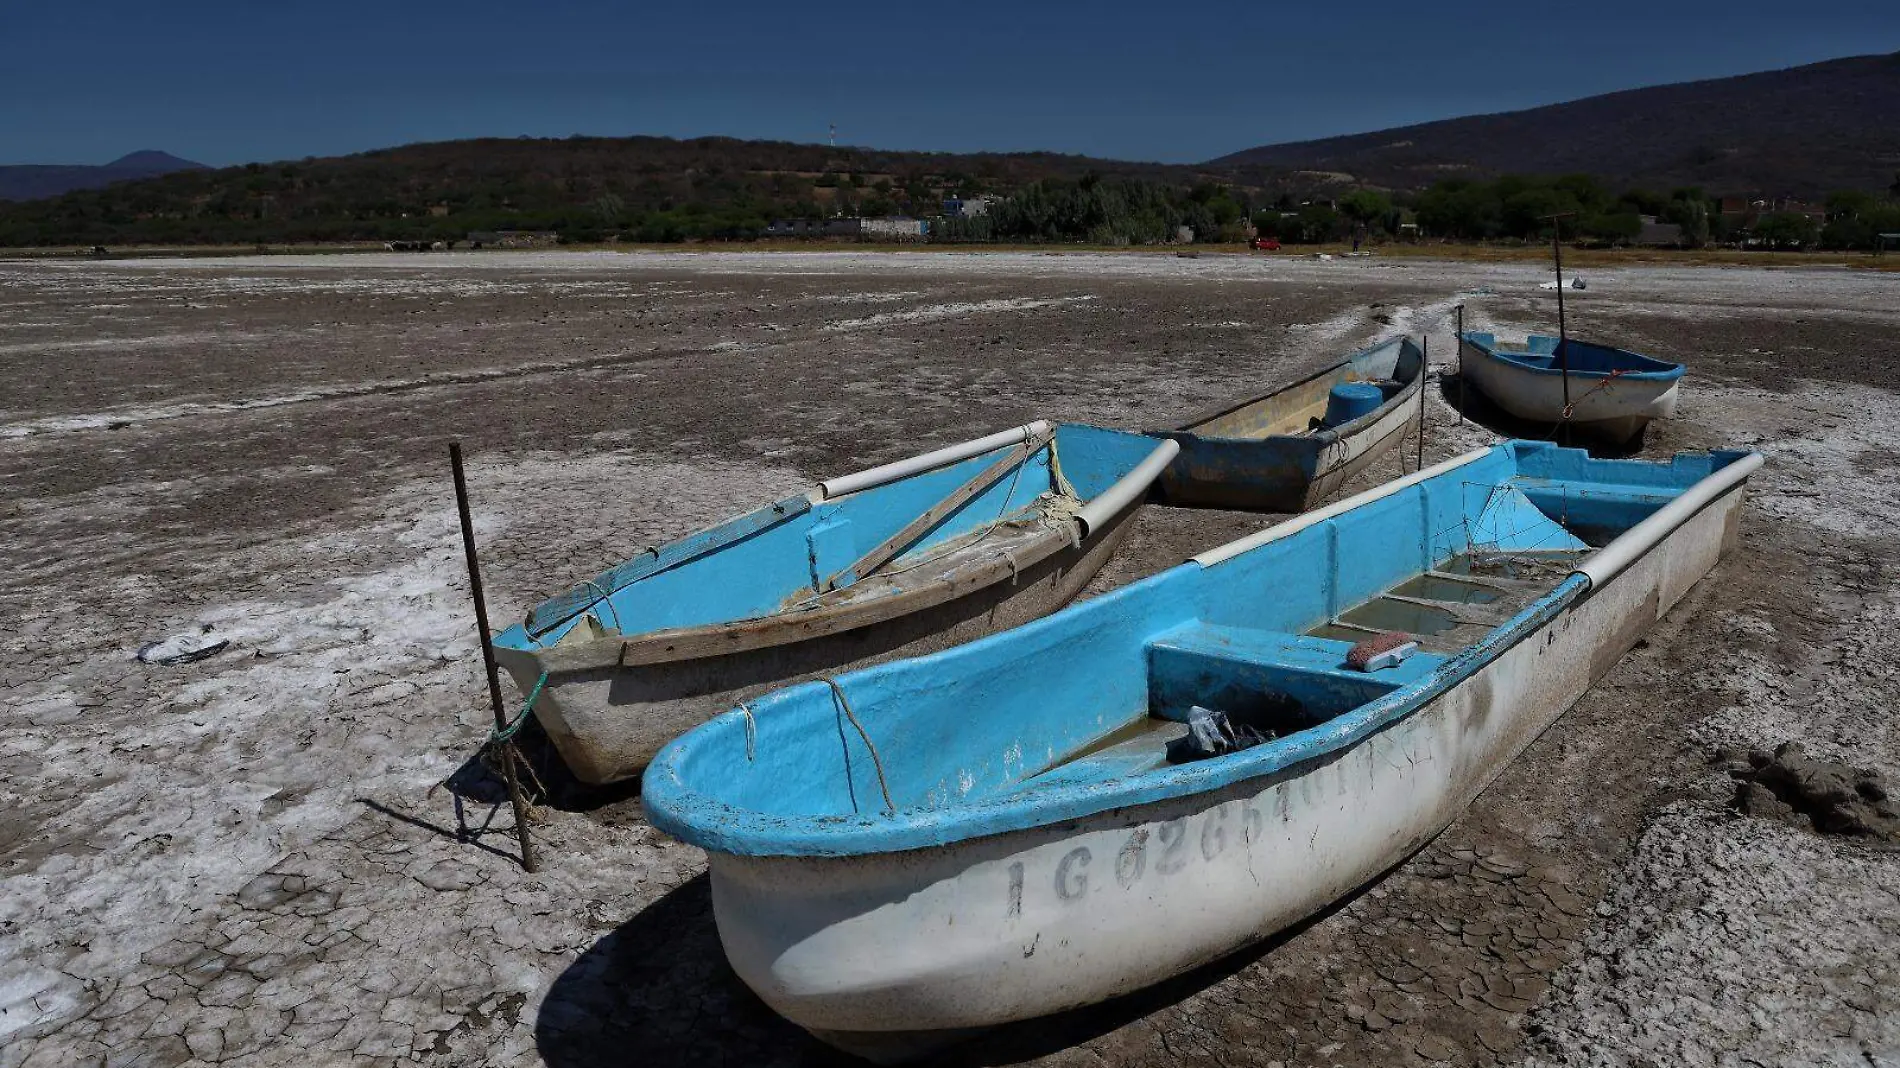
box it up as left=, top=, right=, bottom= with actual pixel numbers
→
left=489, top=671, right=548, bottom=746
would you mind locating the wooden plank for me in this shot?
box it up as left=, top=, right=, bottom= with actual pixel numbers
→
left=599, top=525, right=1071, bottom=668
left=821, top=436, right=1044, bottom=592
left=525, top=493, right=812, bottom=636
left=1426, top=568, right=1544, bottom=592
left=1376, top=592, right=1513, bottom=627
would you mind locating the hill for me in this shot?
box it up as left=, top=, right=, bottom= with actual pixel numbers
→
left=1212, top=52, right=1900, bottom=196
left=0, top=151, right=206, bottom=202
left=6, top=51, right=1897, bottom=248
left=0, top=136, right=1270, bottom=246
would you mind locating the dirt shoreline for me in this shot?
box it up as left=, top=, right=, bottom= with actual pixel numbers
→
left=2, top=252, right=1895, bottom=1067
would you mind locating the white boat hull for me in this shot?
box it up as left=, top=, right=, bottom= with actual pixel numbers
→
left=704, top=478, right=1745, bottom=1060
left=1460, top=339, right=1680, bottom=443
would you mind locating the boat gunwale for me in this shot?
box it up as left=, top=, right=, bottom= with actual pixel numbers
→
left=643, top=443, right=1761, bottom=858
left=513, top=422, right=1054, bottom=642
left=1461, top=332, right=1685, bottom=384
left=646, top=573, right=1588, bottom=857
left=1162, top=335, right=1422, bottom=442
left=536, top=519, right=1077, bottom=670
left=505, top=435, right=1176, bottom=670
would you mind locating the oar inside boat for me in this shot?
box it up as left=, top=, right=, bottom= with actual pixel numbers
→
left=643, top=439, right=1761, bottom=1058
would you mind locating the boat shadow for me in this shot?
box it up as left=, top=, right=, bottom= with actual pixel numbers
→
left=535, top=849, right=1417, bottom=1068
left=535, top=871, right=846, bottom=1066
left=441, top=717, right=645, bottom=816
left=1437, top=373, right=1645, bottom=458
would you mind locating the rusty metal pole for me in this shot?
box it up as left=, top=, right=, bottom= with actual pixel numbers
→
left=1455, top=304, right=1466, bottom=426
left=1543, top=212, right=1577, bottom=446
left=1416, top=336, right=1428, bottom=470
left=450, top=442, right=538, bottom=873
left=1553, top=223, right=1570, bottom=414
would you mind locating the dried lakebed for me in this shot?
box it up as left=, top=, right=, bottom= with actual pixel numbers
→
left=1, top=251, right=1896, bottom=1067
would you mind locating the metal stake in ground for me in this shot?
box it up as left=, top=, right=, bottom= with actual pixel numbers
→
left=1417, top=336, right=1429, bottom=469
left=449, top=442, right=538, bottom=874
left=1455, top=304, right=1466, bottom=426
left=1543, top=212, right=1578, bottom=445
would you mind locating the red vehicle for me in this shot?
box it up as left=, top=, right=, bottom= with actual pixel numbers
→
left=1249, top=236, right=1281, bottom=251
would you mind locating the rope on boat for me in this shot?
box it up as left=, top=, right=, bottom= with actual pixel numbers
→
left=488, top=670, right=548, bottom=746
left=822, top=676, right=895, bottom=815
left=581, top=578, right=627, bottom=634
left=1047, top=436, right=1077, bottom=500
left=1042, top=437, right=1088, bottom=547
left=1558, top=367, right=1629, bottom=423
left=426, top=666, right=553, bottom=815
left=738, top=702, right=757, bottom=761
left=442, top=670, right=550, bottom=815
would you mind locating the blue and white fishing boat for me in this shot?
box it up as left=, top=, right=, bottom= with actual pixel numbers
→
left=1460, top=331, right=1684, bottom=444
left=493, top=422, right=1177, bottom=784
left=1153, top=335, right=1424, bottom=511
left=643, top=439, right=1761, bottom=1060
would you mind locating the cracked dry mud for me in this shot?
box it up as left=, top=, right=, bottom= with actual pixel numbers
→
left=2, top=250, right=1896, bottom=1068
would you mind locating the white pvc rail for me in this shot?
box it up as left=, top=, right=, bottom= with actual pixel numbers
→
left=1074, top=438, right=1181, bottom=538
left=818, top=420, right=1055, bottom=500
left=1573, top=451, right=1763, bottom=589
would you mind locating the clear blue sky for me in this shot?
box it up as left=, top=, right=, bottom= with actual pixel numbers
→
left=4, top=0, right=1894, bottom=167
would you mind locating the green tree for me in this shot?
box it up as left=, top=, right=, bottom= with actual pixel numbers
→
left=1580, top=211, right=1641, bottom=245
left=1338, top=189, right=1394, bottom=234
left=1753, top=212, right=1818, bottom=249
left=1293, top=202, right=1343, bottom=243
left=1619, top=188, right=1667, bottom=216
left=1663, top=195, right=1711, bottom=248
left=1416, top=179, right=1503, bottom=239
left=1826, top=190, right=1877, bottom=217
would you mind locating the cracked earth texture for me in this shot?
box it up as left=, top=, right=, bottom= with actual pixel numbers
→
left=2, top=250, right=1895, bottom=1067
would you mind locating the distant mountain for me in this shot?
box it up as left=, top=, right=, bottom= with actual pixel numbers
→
left=0, top=150, right=207, bottom=202
left=1211, top=52, right=1900, bottom=196
left=6, top=51, right=1896, bottom=246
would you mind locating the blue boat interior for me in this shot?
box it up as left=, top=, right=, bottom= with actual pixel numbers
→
left=496, top=423, right=1161, bottom=650
left=644, top=441, right=1755, bottom=855
left=1463, top=332, right=1686, bottom=381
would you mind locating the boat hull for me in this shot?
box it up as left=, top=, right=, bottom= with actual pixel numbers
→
left=1157, top=391, right=1419, bottom=511
left=1460, top=338, right=1680, bottom=444
left=702, top=478, right=1745, bottom=1058
left=1156, top=337, right=1424, bottom=511
left=496, top=501, right=1141, bottom=784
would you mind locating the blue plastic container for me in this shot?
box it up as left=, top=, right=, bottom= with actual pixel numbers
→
left=1322, top=382, right=1384, bottom=427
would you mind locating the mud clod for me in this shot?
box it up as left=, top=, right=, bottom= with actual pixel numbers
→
left=1729, top=743, right=1900, bottom=840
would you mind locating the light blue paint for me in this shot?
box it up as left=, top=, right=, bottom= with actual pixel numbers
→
left=1469, top=484, right=1591, bottom=554
left=496, top=423, right=1161, bottom=652
left=641, top=440, right=1755, bottom=858
left=1462, top=332, right=1686, bottom=382
left=804, top=516, right=857, bottom=590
